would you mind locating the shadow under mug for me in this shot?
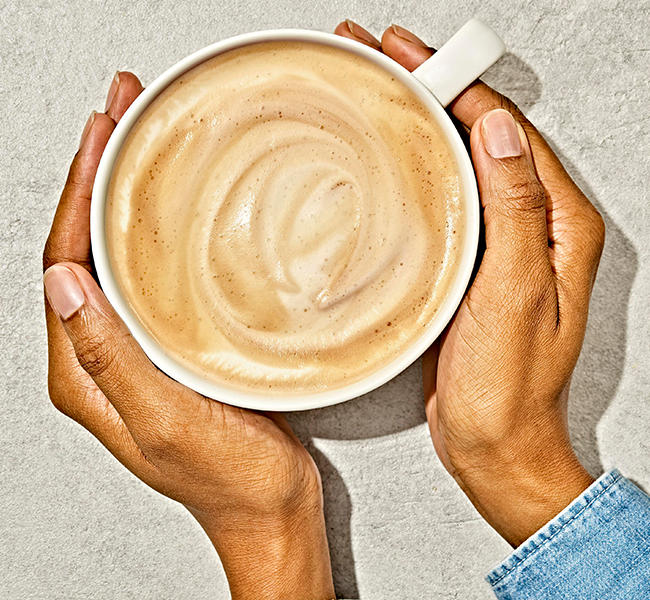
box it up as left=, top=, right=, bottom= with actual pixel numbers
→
left=90, top=19, right=505, bottom=411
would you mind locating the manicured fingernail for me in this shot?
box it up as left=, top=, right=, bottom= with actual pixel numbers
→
left=391, top=24, right=428, bottom=47
left=105, top=71, right=120, bottom=112
left=482, top=109, right=523, bottom=159
left=44, top=266, right=85, bottom=320
left=345, top=20, right=381, bottom=48
left=79, top=111, right=97, bottom=150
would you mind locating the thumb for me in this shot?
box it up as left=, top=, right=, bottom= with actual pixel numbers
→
left=43, top=263, right=185, bottom=432
left=470, top=109, right=551, bottom=270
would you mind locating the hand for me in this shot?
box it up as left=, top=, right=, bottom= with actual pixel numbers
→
left=337, top=22, right=604, bottom=546
left=43, top=72, right=335, bottom=599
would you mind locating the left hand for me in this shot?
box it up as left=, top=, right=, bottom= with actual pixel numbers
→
left=336, top=21, right=602, bottom=547
left=43, top=72, right=334, bottom=600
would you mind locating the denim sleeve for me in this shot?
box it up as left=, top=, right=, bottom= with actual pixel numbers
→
left=486, top=469, right=650, bottom=599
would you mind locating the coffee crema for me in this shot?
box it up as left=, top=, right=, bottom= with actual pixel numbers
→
left=106, top=40, right=464, bottom=395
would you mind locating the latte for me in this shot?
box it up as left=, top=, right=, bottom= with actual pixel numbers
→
left=106, top=40, right=464, bottom=395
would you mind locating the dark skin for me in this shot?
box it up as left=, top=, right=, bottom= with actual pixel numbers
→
left=42, top=21, right=605, bottom=598
left=43, top=73, right=335, bottom=599
left=337, top=21, right=603, bottom=546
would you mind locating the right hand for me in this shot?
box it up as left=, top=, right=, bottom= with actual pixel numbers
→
left=337, top=21, right=605, bottom=546
left=43, top=72, right=334, bottom=599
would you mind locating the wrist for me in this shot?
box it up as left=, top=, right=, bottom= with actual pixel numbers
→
left=194, top=495, right=335, bottom=600
left=452, top=441, right=594, bottom=547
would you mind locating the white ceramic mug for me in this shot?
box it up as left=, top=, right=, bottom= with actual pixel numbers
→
left=90, top=19, right=505, bottom=411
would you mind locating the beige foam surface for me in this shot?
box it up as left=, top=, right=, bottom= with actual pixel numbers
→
left=107, top=41, right=463, bottom=395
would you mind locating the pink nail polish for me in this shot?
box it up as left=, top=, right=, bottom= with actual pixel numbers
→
left=391, top=24, right=428, bottom=48
left=105, top=71, right=120, bottom=112
left=79, top=111, right=97, bottom=150
left=44, top=266, right=85, bottom=320
left=482, top=109, right=523, bottom=159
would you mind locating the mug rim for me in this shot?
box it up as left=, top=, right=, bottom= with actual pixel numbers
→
left=90, top=28, right=480, bottom=411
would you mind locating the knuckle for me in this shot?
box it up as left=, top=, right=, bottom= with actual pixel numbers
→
left=47, top=378, right=68, bottom=415
left=563, top=204, right=606, bottom=266
left=520, top=279, right=557, bottom=320
left=495, top=263, right=557, bottom=324
left=63, top=155, right=89, bottom=195
left=467, top=86, right=523, bottom=122
left=585, top=208, right=606, bottom=252
left=47, top=373, right=90, bottom=424
left=137, top=417, right=186, bottom=462
left=498, top=179, right=548, bottom=215
left=48, top=382, right=94, bottom=428
left=43, top=233, right=93, bottom=273
left=134, top=397, right=197, bottom=462
left=75, top=327, right=123, bottom=383
left=42, top=236, right=68, bottom=272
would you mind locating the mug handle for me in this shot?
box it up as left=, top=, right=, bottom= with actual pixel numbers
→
left=412, top=18, right=506, bottom=108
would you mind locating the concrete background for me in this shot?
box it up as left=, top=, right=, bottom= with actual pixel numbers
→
left=1, top=0, right=648, bottom=598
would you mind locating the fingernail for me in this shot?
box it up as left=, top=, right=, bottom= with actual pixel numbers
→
left=79, top=111, right=97, bottom=150
left=345, top=20, right=381, bottom=48
left=44, top=266, right=85, bottom=320
left=391, top=24, right=428, bottom=47
left=105, top=71, right=120, bottom=112
left=482, top=109, right=523, bottom=159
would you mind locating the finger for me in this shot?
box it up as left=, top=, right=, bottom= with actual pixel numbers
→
left=333, top=20, right=382, bottom=50
left=43, top=112, right=115, bottom=271
left=45, top=287, right=159, bottom=480
left=381, top=25, right=434, bottom=71
left=44, top=72, right=145, bottom=272
left=380, top=26, right=581, bottom=191
left=379, top=25, right=515, bottom=129
left=45, top=293, right=96, bottom=412
left=48, top=353, right=158, bottom=479
left=471, top=109, right=552, bottom=278
left=105, top=71, right=145, bottom=122
left=43, top=262, right=204, bottom=448
left=548, top=198, right=605, bottom=318
left=45, top=295, right=140, bottom=464
left=383, top=25, right=605, bottom=310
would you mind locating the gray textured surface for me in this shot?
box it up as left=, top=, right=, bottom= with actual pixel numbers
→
left=1, top=0, right=649, bottom=598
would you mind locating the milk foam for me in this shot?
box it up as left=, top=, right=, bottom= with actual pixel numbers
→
left=106, top=41, right=464, bottom=394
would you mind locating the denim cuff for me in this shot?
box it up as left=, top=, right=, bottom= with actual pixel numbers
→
left=486, top=469, right=650, bottom=600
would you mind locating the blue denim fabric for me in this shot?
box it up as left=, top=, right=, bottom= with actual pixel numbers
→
left=486, top=469, right=650, bottom=599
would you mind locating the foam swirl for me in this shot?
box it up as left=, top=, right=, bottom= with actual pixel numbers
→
left=106, top=41, right=464, bottom=394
